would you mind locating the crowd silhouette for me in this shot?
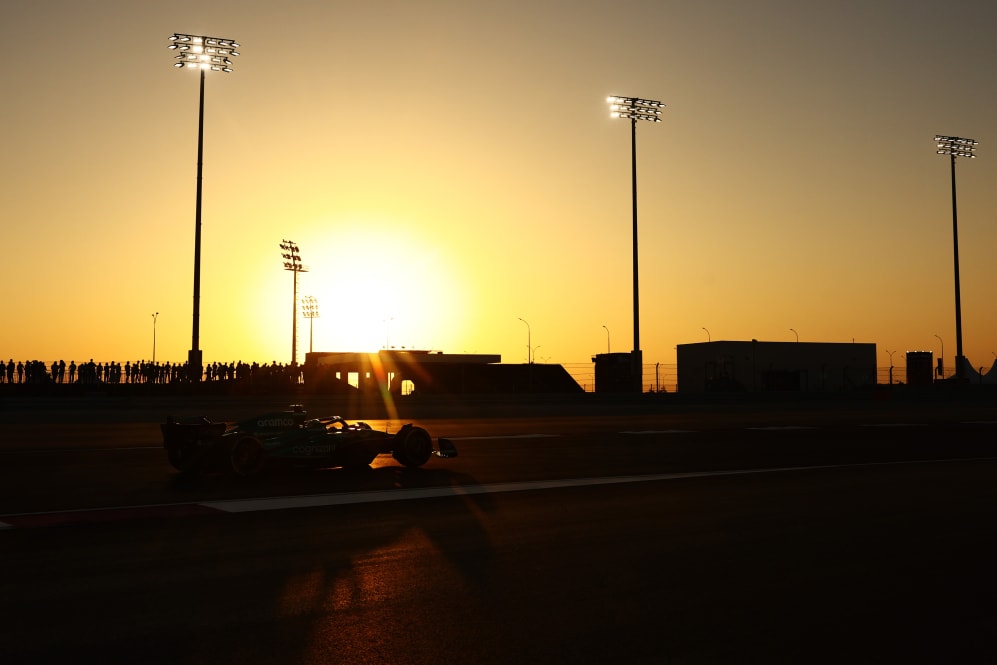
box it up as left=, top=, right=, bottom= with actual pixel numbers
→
left=1, top=359, right=303, bottom=388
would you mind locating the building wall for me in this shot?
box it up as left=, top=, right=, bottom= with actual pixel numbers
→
left=302, top=350, right=581, bottom=395
left=677, top=341, right=877, bottom=393
left=591, top=352, right=640, bottom=393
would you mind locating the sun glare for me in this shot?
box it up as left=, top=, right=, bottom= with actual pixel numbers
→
left=303, top=221, right=469, bottom=355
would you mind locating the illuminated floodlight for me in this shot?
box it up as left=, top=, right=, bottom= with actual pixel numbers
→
left=168, top=33, right=240, bottom=72
left=607, top=95, right=664, bottom=123
left=301, top=296, right=319, bottom=354
left=935, top=134, right=977, bottom=159
left=605, top=93, right=665, bottom=392
left=280, top=240, right=308, bottom=367
left=280, top=240, right=307, bottom=273
left=933, top=133, right=979, bottom=380
left=167, top=31, right=241, bottom=381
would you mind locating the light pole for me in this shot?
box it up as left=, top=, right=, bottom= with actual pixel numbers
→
left=790, top=328, right=799, bottom=343
left=934, top=333, right=944, bottom=379
left=517, top=318, right=531, bottom=364
left=301, top=296, right=319, bottom=354
left=702, top=327, right=711, bottom=343
left=602, top=325, right=610, bottom=353
left=151, top=312, right=159, bottom=363
left=280, top=240, right=307, bottom=367
left=886, top=349, right=897, bottom=385
left=168, top=33, right=240, bottom=382
left=935, top=134, right=977, bottom=380
left=608, top=95, right=664, bottom=392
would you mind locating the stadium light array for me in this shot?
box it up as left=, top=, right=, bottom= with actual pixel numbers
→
left=281, top=241, right=308, bottom=368
left=167, top=32, right=241, bottom=381
left=168, top=34, right=240, bottom=72
left=606, top=94, right=665, bottom=392
left=607, top=96, right=664, bottom=123
left=934, top=134, right=978, bottom=380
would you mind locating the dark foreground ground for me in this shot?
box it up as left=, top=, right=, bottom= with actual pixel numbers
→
left=1, top=429, right=995, bottom=664
left=1, top=387, right=995, bottom=663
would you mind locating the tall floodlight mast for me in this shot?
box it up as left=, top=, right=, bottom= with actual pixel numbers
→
left=934, top=134, right=977, bottom=380
left=167, top=33, right=240, bottom=382
left=607, top=95, right=664, bottom=392
left=281, top=240, right=308, bottom=368
left=301, top=296, right=319, bottom=354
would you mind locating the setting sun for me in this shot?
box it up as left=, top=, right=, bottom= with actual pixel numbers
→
left=286, top=217, right=471, bottom=357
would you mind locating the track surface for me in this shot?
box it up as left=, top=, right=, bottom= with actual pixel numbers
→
left=1, top=396, right=996, bottom=663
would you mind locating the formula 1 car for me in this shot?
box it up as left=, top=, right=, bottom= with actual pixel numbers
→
left=161, top=405, right=457, bottom=476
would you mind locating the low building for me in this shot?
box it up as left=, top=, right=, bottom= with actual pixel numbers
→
left=905, top=351, right=934, bottom=386
left=304, top=349, right=583, bottom=395
left=591, top=352, right=641, bottom=393
left=677, top=341, right=877, bottom=393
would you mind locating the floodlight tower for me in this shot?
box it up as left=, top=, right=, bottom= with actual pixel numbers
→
left=301, top=296, right=319, bottom=354
left=168, top=33, right=240, bottom=382
left=607, top=95, right=664, bottom=392
left=281, top=240, right=308, bottom=367
left=934, top=134, right=977, bottom=380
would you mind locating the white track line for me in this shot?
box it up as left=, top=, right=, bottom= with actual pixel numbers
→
left=620, top=430, right=695, bottom=435
left=3, top=457, right=995, bottom=529
left=199, top=458, right=991, bottom=513
left=450, top=434, right=560, bottom=440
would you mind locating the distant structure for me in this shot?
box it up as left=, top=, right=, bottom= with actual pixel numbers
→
left=905, top=351, right=934, bottom=386
left=303, top=350, right=583, bottom=395
left=905, top=350, right=997, bottom=386
left=677, top=341, right=877, bottom=393
left=591, top=352, right=640, bottom=393
left=942, top=356, right=997, bottom=385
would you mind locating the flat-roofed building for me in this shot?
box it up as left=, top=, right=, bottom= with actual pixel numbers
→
left=304, top=349, right=582, bottom=395
left=677, top=341, right=877, bottom=393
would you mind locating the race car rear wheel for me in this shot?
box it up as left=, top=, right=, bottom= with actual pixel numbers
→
left=392, top=426, right=433, bottom=467
left=229, top=436, right=266, bottom=477
left=167, top=444, right=200, bottom=473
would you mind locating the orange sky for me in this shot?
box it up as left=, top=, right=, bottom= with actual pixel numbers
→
left=2, top=1, right=996, bottom=375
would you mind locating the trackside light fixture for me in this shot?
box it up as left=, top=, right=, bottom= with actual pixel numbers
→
left=607, top=95, right=664, bottom=123
left=168, top=31, right=241, bottom=381
left=280, top=240, right=308, bottom=368
left=935, top=134, right=977, bottom=159
left=933, top=133, right=978, bottom=380
left=606, top=93, right=665, bottom=392
left=280, top=240, right=307, bottom=273
left=168, top=33, right=240, bottom=72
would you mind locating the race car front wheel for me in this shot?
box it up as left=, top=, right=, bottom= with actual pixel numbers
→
left=229, top=436, right=266, bottom=477
left=392, top=426, right=433, bottom=467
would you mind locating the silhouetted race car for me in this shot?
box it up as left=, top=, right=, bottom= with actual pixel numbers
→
left=161, top=405, right=457, bottom=476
